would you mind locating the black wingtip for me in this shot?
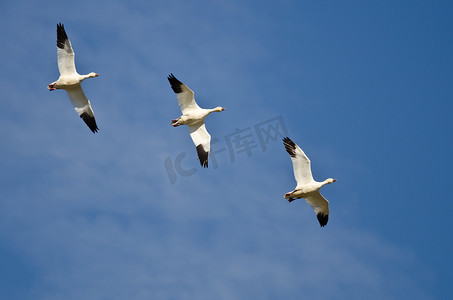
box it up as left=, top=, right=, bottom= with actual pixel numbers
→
left=167, top=73, right=183, bottom=94
left=282, top=137, right=297, bottom=158
left=80, top=112, right=99, bottom=134
left=316, top=213, right=328, bottom=227
left=196, top=144, right=209, bottom=168
left=56, top=23, right=68, bottom=49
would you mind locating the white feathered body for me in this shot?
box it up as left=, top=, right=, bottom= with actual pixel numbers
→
left=285, top=181, right=327, bottom=199
left=176, top=109, right=214, bottom=126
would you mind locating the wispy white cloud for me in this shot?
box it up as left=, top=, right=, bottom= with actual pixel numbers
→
left=1, top=192, right=429, bottom=299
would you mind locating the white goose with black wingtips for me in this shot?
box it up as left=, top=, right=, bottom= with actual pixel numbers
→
left=47, top=23, right=100, bottom=133
left=282, top=137, right=336, bottom=227
left=167, top=74, right=226, bottom=168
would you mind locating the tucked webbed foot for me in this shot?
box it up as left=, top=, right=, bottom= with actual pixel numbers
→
left=171, top=118, right=181, bottom=127
left=284, top=191, right=298, bottom=202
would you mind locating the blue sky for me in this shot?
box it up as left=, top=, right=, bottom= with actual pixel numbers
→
left=0, top=0, right=452, bottom=299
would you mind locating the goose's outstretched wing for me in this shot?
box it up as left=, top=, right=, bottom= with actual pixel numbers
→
left=56, top=23, right=77, bottom=76
left=188, top=121, right=211, bottom=168
left=283, top=137, right=314, bottom=186
left=305, top=192, right=329, bottom=227
left=167, top=74, right=201, bottom=113
left=66, top=87, right=99, bottom=133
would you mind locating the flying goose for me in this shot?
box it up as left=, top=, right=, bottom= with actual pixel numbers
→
left=167, top=74, right=226, bottom=168
left=48, top=23, right=99, bottom=133
left=282, top=137, right=336, bottom=227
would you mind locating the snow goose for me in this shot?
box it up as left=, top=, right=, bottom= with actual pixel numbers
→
left=282, top=137, right=336, bottom=227
left=47, top=23, right=100, bottom=133
left=167, top=74, right=226, bottom=168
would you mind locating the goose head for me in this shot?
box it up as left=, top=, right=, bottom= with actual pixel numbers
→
left=325, top=178, right=337, bottom=184
left=81, top=72, right=100, bottom=81
left=214, top=106, right=226, bottom=112
left=317, top=178, right=336, bottom=189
